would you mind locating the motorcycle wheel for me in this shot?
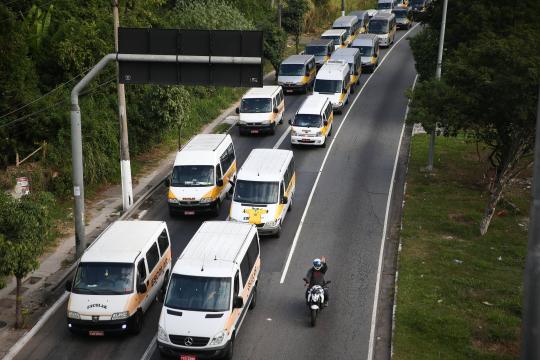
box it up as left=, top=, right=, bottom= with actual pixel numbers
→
left=310, top=309, right=317, bottom=327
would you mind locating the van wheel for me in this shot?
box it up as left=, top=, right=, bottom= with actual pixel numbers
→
left=270, top=124, right=276, bottom=135
left=223, top=334, right=235, bottom=360
left=130, top=310, right=144, bottom=334
left=213, top=200, right=221, bottom=217
left=287, top=195, right=293, bottom=212
left=351, top=85, right=355, bottom=94
left=274, top=223, right=282, bottom=238
left=321, top=138, right=327, bottom=148
left=249, top=286, right=257, bottom=310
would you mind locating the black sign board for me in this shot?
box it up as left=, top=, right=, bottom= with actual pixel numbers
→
left=118, top=28, right=263, bottom=87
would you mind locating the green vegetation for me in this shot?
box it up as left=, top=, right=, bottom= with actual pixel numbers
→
left=393, top=134, right=527, bottom=359
left=407, top=0, right=540, bottom=235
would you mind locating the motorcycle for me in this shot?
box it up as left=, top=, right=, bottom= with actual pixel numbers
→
left=306, top=281, right=331, bottom=327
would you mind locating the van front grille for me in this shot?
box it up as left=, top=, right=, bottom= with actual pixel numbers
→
left=169, top=335, right=210, bottom=347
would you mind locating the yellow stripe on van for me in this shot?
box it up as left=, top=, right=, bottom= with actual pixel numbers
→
left=201, top=161, right=237, bottom=201
left=321, top=112, right=334, bottom=136
left=300, top=68, right=316, bottom=84
left=274, top=173, right=296, bottom=220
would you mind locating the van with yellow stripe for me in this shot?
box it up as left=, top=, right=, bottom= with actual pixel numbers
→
left=321, top=29, right=347, bottom=50
left=157, top=221, right=260, bottom=360
left=65, top=221, right=172, bottom=335
left=305, top=38, right=335, bottom=69
left=229, top=149, right=295, bottom=237
left=331, top=47, right=362, bottom=92
left=289, top=95, right=334, bottom=147
left=332, top=15, right=361, bottom=45
left=166, top=134, right=236, bottom=217
left=313, top=59, right=351, bottom=114
left=350, top=34, right=380, bottom=72
left=236, top=86, right=285, bottom=135
left=349, top=10, right=371, bottom=34
left=278, top=54, right=316, bottom=94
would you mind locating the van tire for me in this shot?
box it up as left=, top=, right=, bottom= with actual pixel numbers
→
left=270, top=124, right=276, bottom=135
left=130, top=310, right=144, bottom=334
left=274, top=223, right=282, bottom=238
left=287, top=195, right=292, bottom=212
left=321, top=138, right=327, bottom=148
left=213, top=200, right=221, bottom=217
left=249, top=286, right=257, bottom=310
left=223, top=334, right=235, bottom=360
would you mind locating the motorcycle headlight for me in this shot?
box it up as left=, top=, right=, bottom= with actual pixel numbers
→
left=200, top=197, right=213, bottom=204
left=111, top=311, right=129, bottom=320
left=209, top=330, right=227, bottom=346
left=158, top=325, right=168, bottom=342
left=67, top=311, right=80, bottom=319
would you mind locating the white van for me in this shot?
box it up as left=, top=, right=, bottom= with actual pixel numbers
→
left=236, top=86, right=285, bottom=135
left=332, top=15, right=361, bottom=45
left=313, top=59, right=351, bottom=114
left=278, top=54, right=317, bottom=93
left=229, top=149, right=295, bottom=237
left=66, top=221, right=172, bottom=335
left=321, top=29, right=347, bottom=50
left=157, top=221, right=260, bottom=360
left=167, top=134, right=236, bottom=216
left=289, top=95, right=334, bottom=147
left=377, top=0, right=394, bottom=12
left=368, top=12, right=397, bottom=47
left=350, top=34, right=380, bottom=72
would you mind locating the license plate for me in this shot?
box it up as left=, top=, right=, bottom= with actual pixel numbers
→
left=184, top=210, right=195, bottom=215
left=250, top=129, right=259, bottom=134
left=301, top=139, right=312, bottom=143
left=89, top=331, right=104, bottom=336
left=286, top=89, right=293, bottom=93
left=180, top=355, right=197, bottom=360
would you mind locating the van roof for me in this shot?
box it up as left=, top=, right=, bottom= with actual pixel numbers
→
left=243, top=86, right=281, bottom=99
left=82, top=221, right=165, bottom=263
left=281, top=54, right=314, bottom=65
left=317, top=60, right=350, bottom=80
left=332, top=15, right=358, bottom=28
left=297, top=95, right=329, bottom=115
left=352, top=34, right=379, bottom=47
left=173, top=221, right=255, bottom=277
left=321, top=29, right=346, bottom=37
left=237, top=148, right=293, bottom=182
left=372, top=12, right=395, bottom=20
left=306, top=38, right=333, bottom=47
left=331, top=47, right=360, bottom=62
left=173, top=134, right=229, bottom=166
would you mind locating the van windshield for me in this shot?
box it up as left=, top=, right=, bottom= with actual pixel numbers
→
left=392, top=10, right=408, bottom=18
left=322, top=35, right=342, bottom=46
left=369, top=20, right=389, bottom=34
left=72, top=262, right=134, bottom=295
left=333, top=27, right=351, bottom=38
left=378, top=3, right=392, bottom=9
left=165, top=274, right=231, bottom=312
left=233, top=180, right=279, bottom=205
left=315, top=79, right=343, bottom=94
left=305, top=46, right=328, bottom=56
left=279, top=64, right=305, bottom=76
left=172, top=165, right=214, bottom=187
left=355, top=45, right=373, bottom=56
left=240, top=98, right=272, bottom=113
left=293, top=114, right=323, bottom=128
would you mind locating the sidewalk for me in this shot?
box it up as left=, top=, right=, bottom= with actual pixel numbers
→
left=0, top=99, right=241, bottom=356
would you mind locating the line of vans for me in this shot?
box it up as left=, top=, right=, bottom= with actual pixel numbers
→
left=236, top=86, right=285, bottom=135
left=289, top=95, right=334, bottom=147
left=277, top=54, right=316, bottom=93
left=66, top=221, right=172, bottom=335
left=368, top=12, right=397, bottom=47
left=313, top=59, right=351, bottom=114
left=350, top=34, right=380, bottom=72
left=229, top=148, right=295, bottom=237
left=166, top=134, right=236, bottom=217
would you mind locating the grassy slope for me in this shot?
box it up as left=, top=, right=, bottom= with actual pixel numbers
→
left=393, top=134, right=528, bottom=359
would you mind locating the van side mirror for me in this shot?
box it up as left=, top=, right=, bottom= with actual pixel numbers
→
left=164, top=178, right=170, bottom=187
left=373, top=52, right=378, bottom=58
left=137, top=282, right=147, bottom=294
left=323, top=120, right=329, bottom=126
left=216, top=178, right=224, bottom=187
left=235, top=107, right=240, bottom=114
left=65, top=279, right=72, bottom=292
left=281, top=195, right=289, bottom=204
left=273, top=107, right=279, bottom=113
left=233, top=296, right=244, bottom=309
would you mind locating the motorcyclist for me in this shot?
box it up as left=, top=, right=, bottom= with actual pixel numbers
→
left=303, top=257, right=329, bottom=306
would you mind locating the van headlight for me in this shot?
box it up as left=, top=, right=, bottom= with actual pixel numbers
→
left=209, top=330, right=227, bottom=346
left=338, top=102, right=343, bottom=107
left=265, top=220, right=277, bottom=227
left=158, top=325, right=169, bottom=342
left=260, top=120, right=271, bottom=125
left=200, top=197, right=213, bottom=204
left=111, top=311, right=129, bottom=320
left=68, top=311, right=80, bottom=319
left=291, top=130, right=298, bottom=136
left=316, top=131, right=323, bottom=137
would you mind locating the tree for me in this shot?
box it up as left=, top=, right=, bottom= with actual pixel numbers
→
left=0, top=191, right=55, bottom=328
left=282, top=0, right=309, bottom=53
left=259, top=20, right=288, bottom=78
left=407, top=0, right=540, bottom=235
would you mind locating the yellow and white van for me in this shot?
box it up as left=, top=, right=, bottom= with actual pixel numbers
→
left=278, top=54, right=317, bottom=93
left=313, top=59, right=351, bottom=114
left=229, top=149, right=295, bottom=237
left=331, top=47, right=361, bottom=91
left=368, top=12, right=397, bottom=47
left=236, top=86, right=285, bottom=135
left=66, top=221, right=172, bottom=335
left=349, top=10, right=371, bottom=33
left=321, top=29, right=347, bottom=50
left=157, top=221, right=260, bottom=360
left=289, top=95, right=334, bottom=147
left=350, top=34, right=380, bottom=72
left=304, top=39, right=335, bottom=69
left=167, top=134, right=236, bottom=216
left=332, top=15, right=361, bottom=45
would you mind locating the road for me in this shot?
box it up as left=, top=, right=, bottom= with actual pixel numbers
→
left=15, top=25, right=419, bottom=360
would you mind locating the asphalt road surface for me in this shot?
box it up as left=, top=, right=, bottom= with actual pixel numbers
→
left=15, top=25, right=419, bottom=360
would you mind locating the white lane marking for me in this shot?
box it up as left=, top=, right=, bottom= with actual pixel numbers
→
left=366, top=73, right=418, bottom=360
left=140, top=335, right=157, bottom=360
left=3, top=292, right=69, bottom=360
left=279, top=23, right=420, bottom=285
left=273, top=126, right=292, bottom=149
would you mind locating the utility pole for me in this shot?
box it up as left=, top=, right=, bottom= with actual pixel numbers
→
left=522, top=84, right=540, bottom=359
left=427, top=0, right=448, bottom=171
left=341, top=0, right=345, bottom=16
left=113, top=0, right=133, bottom=211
